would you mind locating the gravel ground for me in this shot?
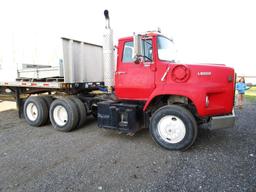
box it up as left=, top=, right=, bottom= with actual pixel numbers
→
left=0, top=100, right=255, bottom=192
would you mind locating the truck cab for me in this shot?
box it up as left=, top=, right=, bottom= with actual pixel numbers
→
left=115, top=33, right=235, bottom=118
left=98, top=32, right=236, bottom=151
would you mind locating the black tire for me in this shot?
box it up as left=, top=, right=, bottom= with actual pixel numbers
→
left=92, top=113, right=97, bottom=119
left=69, top=96, right=87, bottom=128
left=149, top=105, right=198, bottom=151
left=23, top=96, right=49, bottom=127
left=40, top=96, right=53, bottom=108
left=39, top=95, right=54, bottom=124
left=91, top=104, right=98, bottom=119
left=49, top=98, right=79, bottom=132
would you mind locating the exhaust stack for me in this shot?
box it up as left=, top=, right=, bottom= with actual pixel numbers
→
left=103, top=10, right=114, bottom=93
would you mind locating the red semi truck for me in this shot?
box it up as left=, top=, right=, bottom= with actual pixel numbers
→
left=0, top=10, right=235, bottom=150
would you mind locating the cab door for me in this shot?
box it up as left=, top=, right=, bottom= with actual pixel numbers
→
left=115, top=39, right=156, bottom=100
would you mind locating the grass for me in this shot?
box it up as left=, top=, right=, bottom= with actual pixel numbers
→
left=245, top=95, right=256, bottom=102
left=245, top=86, right=256, bottom=101
left=246, top=86, right=256, bottom=96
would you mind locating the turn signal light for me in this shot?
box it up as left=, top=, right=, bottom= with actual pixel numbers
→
left=206, top=96, right=209, bottom=107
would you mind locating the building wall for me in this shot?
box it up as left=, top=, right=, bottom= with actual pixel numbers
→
left=0, top=33, right=62, bottom=81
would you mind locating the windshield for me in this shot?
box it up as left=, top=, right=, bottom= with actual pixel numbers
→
left=157, top=36, right=178, bottom=62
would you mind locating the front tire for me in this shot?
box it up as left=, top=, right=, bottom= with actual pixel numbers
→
left=149, top=105, right=198, bottom=151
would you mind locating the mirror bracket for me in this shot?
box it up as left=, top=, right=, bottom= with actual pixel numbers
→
left=133, top=34, right=144, bottom=64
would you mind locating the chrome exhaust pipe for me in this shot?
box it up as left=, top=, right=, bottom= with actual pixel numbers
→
left=103, top=10, right=114, bottom=93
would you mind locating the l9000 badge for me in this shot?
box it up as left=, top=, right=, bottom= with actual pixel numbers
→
left=197, top=72, right=212, bottom=76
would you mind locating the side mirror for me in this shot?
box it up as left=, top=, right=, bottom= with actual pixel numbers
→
left=133, top=34, right=143, bottom=64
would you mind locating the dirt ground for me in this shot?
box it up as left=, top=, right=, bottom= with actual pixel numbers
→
left=0, top=100, right=255, bottom=192
left=0, top=100, right=16, bottom=112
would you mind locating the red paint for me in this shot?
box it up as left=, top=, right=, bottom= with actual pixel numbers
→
left=171, top=65, right=190, bottom=83
left=115, top=36, right=156, bottom=100
left=115, top=33, right=235, bottom=118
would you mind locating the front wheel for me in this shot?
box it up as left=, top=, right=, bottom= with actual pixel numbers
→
left=149, top=105, right=198, bottom=151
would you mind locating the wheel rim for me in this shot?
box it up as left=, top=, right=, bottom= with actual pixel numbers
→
left=157, top=115, right=186, bottom=144
left=26, top=103, right=38, bottom=121
left=53, top=105, right=68, bottom=126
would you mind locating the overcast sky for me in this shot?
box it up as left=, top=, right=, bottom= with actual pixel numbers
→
left=0, top=0, right=256, bottom=79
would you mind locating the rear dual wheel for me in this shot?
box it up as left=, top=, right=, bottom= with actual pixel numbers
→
left=24, top=96, right=87, bottom=132
left=49, top=97, right=87, bottom=132
left=23, top=96, right=53, bottom=127
left=69, top=96, right=87, bottom=128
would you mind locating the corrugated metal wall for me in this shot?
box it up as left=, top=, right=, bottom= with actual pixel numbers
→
left=62, top=38, right=103, bottom=83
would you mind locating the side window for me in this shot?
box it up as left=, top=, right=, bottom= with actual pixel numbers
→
left=122, top=39, right=153, bottom=63
left=122, top=41, right=134, bottom=63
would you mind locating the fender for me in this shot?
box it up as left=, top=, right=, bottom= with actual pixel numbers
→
left=143, top=84, right=206, bottom=116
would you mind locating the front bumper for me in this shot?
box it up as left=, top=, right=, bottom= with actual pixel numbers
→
left=209, top=109, right=235, bottom=130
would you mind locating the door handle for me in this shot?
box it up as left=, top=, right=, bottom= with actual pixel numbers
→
left=116, top=71, right=127, bottom=75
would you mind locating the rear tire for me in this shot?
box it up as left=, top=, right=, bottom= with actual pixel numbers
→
left=40, top=95, right=53, bottom=108
left=149, top=105, right=198, bottom=151
left=91, top=103, right=98, bottom=119
left=49, top=98, right=79, bottom=132
left=69, top=96, right=87, bottom=128
left=39, top=95, right=54, bottom=124
left=23, top=96, right=48, bottom=127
